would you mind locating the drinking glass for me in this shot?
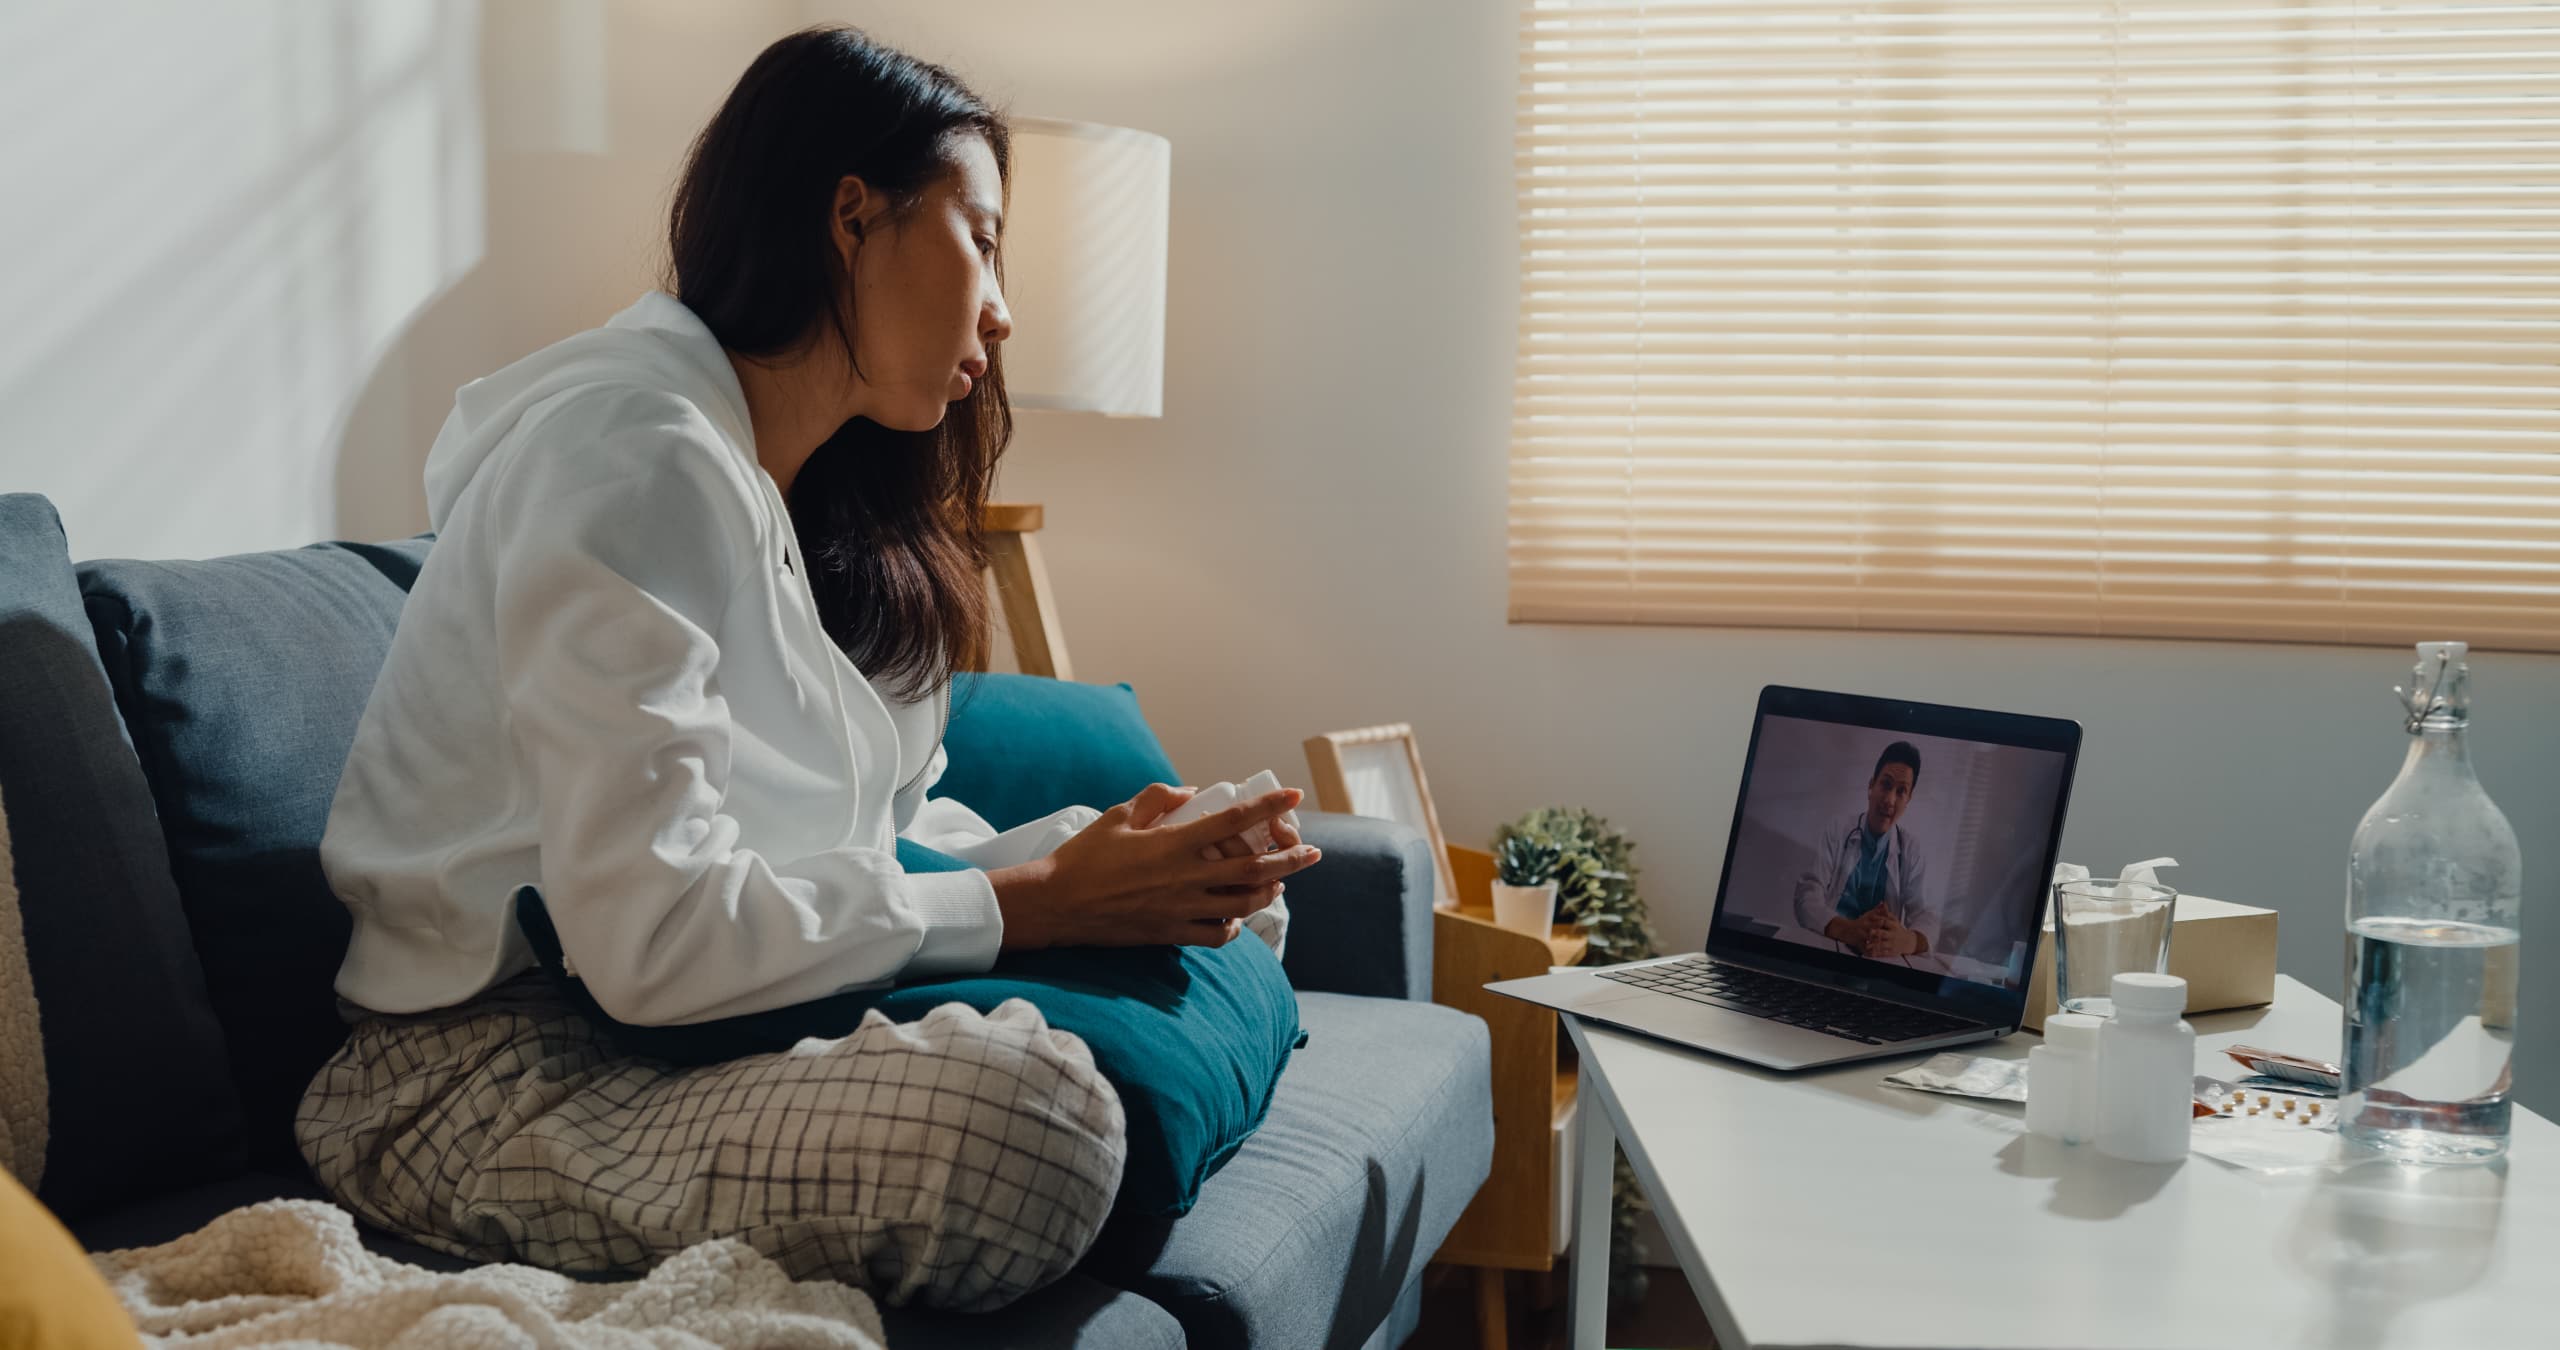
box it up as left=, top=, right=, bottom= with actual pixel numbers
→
left=2052, top=879, right=2178, bottom=1016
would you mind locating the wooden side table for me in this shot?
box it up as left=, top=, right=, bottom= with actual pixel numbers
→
left=1431, top=844, right=1588, bottom=1350
left=978, top=502, right=1072, bottom=679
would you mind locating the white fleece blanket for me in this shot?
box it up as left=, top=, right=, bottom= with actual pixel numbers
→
left=92, top=1200, right=890, bottom=1350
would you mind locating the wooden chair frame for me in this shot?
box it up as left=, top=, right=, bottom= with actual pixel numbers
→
left=977, top=503, right=1072, bottom=679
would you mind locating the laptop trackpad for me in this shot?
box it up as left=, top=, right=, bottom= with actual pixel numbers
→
left=1516, top=975, right=1658, bottom=1015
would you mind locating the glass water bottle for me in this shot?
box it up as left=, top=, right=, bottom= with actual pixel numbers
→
left=2341, top=641, right=2523, bottom=1164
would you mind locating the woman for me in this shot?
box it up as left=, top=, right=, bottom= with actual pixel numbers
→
left=296, top=26, right=1316, bottom=1311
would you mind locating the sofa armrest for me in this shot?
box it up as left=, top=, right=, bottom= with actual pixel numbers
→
left=1278, top=811, right=1436, bottom=1001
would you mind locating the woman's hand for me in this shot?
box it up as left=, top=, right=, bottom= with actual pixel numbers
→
left=988, top=784, right=1320, bottom=950
left=1143, top=785, right=1304, bottom=943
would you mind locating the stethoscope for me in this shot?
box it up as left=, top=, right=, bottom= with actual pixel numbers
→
left=1829, top=821, right=1918, bottom=968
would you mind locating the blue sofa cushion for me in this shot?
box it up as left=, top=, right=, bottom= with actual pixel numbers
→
left=1274, top=813, right=1438, bottom=1001
left=75, top=535, right=433, bottom=1175
left=934, top=674, right=1181, bottom=830
left=0, top=495, right=245, bottom=1221
left=1086, top=993, right=1494, bottom=1350
left=879, top=1273, right=1186, bottom=1350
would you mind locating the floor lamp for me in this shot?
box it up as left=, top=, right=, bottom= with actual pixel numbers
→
left=980, top=117, right=1169, bottom=680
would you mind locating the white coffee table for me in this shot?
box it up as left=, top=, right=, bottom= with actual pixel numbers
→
left=1561, top=974, right=2557, bottom=1349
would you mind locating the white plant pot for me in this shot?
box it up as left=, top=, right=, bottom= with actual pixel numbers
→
left=1491, top=881, right=1560, bottom=937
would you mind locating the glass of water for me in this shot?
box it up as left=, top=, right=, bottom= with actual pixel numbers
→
left=2052, top=879, right=2178, bottom=1017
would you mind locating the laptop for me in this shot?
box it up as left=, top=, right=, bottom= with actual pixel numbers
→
left=1490, top=685, right=2081, bottom=1072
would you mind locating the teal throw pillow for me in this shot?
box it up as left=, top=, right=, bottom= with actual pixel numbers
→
left=933, top=673, right=1181, bottom=830
left=517, top=853, right=1300, bottom=1219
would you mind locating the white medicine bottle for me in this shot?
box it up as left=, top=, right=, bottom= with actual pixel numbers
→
left=2026, top=1012, right=2103, bottom=1144
left=2094, top=973, right=2195, bottom=1163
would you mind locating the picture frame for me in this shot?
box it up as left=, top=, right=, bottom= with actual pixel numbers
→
left=1302, top=723, right=1458, bottom=910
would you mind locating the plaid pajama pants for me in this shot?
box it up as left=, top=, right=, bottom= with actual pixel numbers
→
left=294, top=974, right=1127, bottom=1312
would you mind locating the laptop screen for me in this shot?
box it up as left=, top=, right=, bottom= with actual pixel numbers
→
left=1707, top=687, right=2080, bottom=1023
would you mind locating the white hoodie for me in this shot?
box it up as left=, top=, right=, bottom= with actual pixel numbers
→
left=323, top=292, right=1096, bottom=1026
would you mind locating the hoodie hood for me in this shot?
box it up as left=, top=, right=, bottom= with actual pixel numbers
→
left=423, top=292, right=755, bottom=530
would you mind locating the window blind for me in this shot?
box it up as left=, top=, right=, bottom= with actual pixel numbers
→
left=1509, top=1, right=2560, bottom=649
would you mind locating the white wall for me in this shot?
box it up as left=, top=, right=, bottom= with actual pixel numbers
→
left=0, top=0, right=479, bottom=559
left=0, top=0, right=799, bottom=559
left=5, top=1, right=2551, bottom=1115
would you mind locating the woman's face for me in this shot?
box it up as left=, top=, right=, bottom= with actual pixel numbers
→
left=841, top=134, right=1013, bottom=432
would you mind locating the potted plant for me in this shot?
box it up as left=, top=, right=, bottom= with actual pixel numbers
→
left=1490, top=833, right=1562, bottom=935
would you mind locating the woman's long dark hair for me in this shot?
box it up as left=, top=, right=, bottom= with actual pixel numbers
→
left=668, top=25, right=1010, bottom=699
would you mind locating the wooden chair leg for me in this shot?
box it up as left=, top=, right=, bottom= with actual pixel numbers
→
left=982, top=526, right=1073, bottom=680
left=1524, top=1262, right=1560, bottom=1313
left=1473, top=1266, right=1510, bottom=1350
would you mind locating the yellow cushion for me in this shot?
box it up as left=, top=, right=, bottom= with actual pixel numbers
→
left=0, top=1167, right=137, bottom=1350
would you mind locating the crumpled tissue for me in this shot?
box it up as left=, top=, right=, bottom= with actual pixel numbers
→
left=2052, top=856, right=2180, bottom=895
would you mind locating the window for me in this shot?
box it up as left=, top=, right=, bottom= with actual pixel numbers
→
left=1509, top=1, right=2560, bottom=649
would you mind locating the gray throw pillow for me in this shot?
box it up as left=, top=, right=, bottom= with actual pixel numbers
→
left=78, top=535, right=433, bottom=1176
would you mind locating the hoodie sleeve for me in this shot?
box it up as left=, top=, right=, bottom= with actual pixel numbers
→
left=489, top=396, right=1003, bottom=1026
left=898, top=744, right=1104, bottom=870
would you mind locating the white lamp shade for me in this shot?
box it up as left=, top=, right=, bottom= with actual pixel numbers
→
left=1000, top=118, right=1169, bottom=418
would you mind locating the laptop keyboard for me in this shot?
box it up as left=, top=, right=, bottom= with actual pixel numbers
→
left=1597, top=957, right=1980, bottom=1044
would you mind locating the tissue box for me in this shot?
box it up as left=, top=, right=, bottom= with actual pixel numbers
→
left=2023, top=893, right=2278, bottom=1032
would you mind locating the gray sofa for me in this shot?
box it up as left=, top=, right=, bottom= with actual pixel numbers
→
left=0, top=492, right=1494, bottom=1350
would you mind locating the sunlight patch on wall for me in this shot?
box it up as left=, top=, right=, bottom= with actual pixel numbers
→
left=0, top=0, right=483, bottom=559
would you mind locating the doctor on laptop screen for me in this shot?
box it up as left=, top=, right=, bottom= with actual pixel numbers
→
left=1792, top=741, right=1932, bottom=960
left=1479, top=687, right=2081, bottom=1073
left=1717, top=716, right=2070, bottom=991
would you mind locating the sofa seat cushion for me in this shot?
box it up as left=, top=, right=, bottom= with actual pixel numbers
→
left=67, top=1170, right=470, bottom=1273
left=879, top=1276, right=1185, bottom=1350
left=75, top=535, right=433, bottom=1175
left=1086, top=993, right=1494, bottom=1350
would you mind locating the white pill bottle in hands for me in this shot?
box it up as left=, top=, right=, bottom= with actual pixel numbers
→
left=2094, top=973, right=2195, bottom=1163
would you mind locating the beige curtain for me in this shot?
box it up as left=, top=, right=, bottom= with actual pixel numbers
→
left=1509, top=0, right=2560, bottom=649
